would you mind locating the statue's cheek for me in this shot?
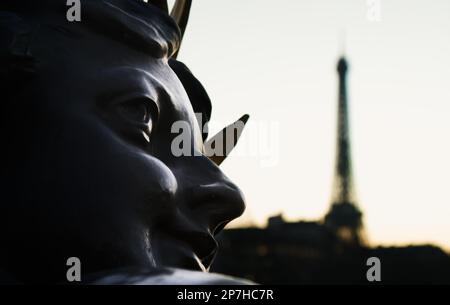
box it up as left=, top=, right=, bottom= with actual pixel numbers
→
left=124, top=151, right=180, bottom=216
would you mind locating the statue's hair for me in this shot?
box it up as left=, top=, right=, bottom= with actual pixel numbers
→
left=1, top=0, right=181, bottom=57
left=0, top=0, right=180, bottom=92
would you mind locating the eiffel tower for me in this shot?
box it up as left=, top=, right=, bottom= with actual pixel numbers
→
left=324, top=57, right=364, bottom=245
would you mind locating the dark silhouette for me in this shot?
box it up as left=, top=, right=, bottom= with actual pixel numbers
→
left=212, top=215, right=450, bottom=284
left=325, top=57, right=364, bottom=245
left=0, top=0, right=250, bottom=284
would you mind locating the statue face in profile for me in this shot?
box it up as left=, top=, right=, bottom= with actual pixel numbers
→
left=0, top=0, right=245, bottom=283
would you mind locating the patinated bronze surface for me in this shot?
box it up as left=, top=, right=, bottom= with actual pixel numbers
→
left=0, top=0, right=249, bottom=284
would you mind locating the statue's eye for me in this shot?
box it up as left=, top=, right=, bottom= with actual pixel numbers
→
left=118, top=98, right=155, bottom=124
left=112, top=97, right=159, bottom=144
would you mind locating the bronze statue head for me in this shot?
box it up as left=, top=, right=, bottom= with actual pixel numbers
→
left=0, top=0, right=247, bottom=283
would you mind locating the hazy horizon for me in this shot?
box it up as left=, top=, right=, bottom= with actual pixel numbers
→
left=178, top=0, right=450, bottom=251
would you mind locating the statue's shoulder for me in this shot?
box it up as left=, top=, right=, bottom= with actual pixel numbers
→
left=88, top=267, right=255, bottom=285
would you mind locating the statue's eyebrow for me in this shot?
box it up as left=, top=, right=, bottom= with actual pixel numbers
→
left=94, top=67, right=166, bottom=108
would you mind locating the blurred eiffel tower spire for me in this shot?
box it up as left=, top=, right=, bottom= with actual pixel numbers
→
left=324, top=57, right=364, bottom=246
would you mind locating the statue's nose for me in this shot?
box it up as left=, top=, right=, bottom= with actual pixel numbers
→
left=187, top=179, right=245, bottom=235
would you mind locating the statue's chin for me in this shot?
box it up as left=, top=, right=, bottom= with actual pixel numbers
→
left=152, top=237, right=208, bottom=272
left=150, top=227, right=218, bottom=273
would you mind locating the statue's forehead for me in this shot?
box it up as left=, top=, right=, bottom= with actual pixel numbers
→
left=95, top=64, right=188, bottom=109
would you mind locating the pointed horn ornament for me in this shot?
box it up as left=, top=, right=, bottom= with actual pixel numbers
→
left=170, top=0, right=192, bottom=59
left=206, top=114, right=250, bottom=166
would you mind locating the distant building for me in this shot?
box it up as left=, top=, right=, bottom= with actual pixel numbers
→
left=212, top=218, right=450, bottom=284
left=325, top=57, right=364, bottom=245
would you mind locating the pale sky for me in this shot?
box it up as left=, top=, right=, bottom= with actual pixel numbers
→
left=177, top=0, right=450, bottom=250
